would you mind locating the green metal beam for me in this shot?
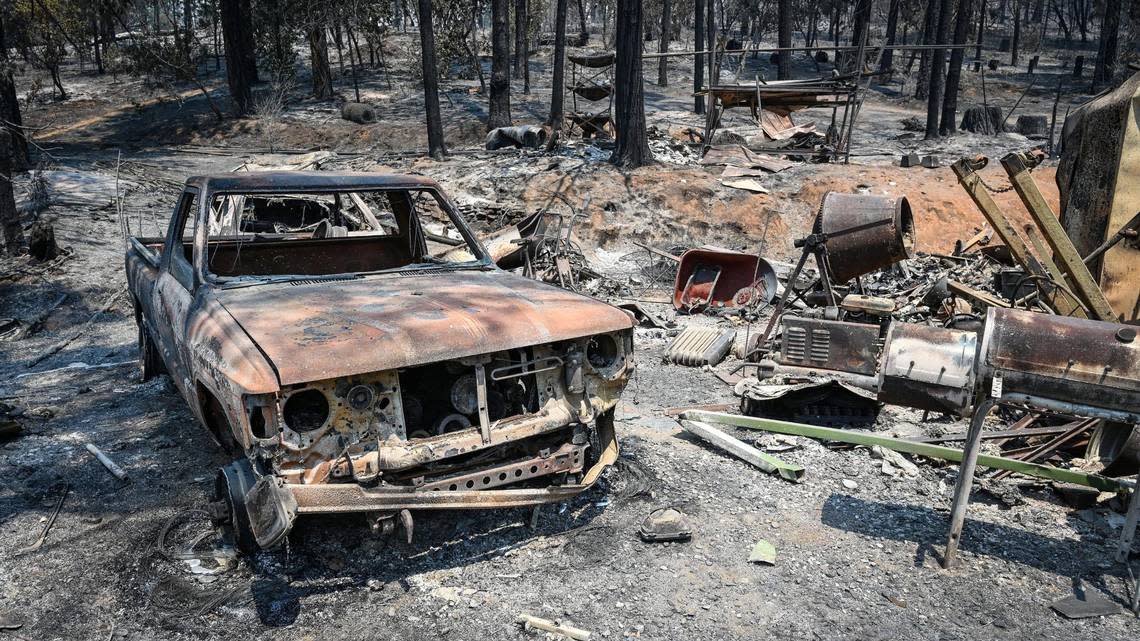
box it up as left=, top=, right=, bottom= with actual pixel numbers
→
left=681, top=410, right=1128, bottom=492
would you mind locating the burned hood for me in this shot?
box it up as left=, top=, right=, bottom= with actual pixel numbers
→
left=214, top=269, right=634, bottom=385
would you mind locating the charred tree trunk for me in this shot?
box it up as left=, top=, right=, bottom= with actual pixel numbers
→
left=777, top=0, right=792, bottom=79
left=1011, top=0, right=1021, bottom=65
left=309, top=26, right=335, bottom=99
left=92, top=15, right=104, bottom=74
left=658, top=0, right=671, bottom=85
left=916, top=0, right=938, bottom=99
left=1092, top=0, right=1120, bottom=88
left=852, top=0, right=872, bottom=48
left=706, top=0, right=716, bottom=83
left=514, top=0, right=526, bottom=75
left=976, top=0, right=986, bottom=68
left=925, top=0, right=953, bottom=138
left=694, top=0, right=705, bottom=113
left=0, top=17, right=28, bottom=169
left=880, top=0, right=901, bottom=73
left=489, top=0, right=512, bottom=130
left=417, top=0, right=447, bottom=158
left=220, top=0, right=254, bottom=115
left=0, top=130, right=21, bottom=256
left=611, top=0, right=652, bottom=168
left=521, top=0, right=530, bottom=93
left=548, top=0, right=568, bottom=125
left=576, top=0, right=588, bottom=41
left=239, top=0, right=258, bottom=82
left=942, top=0, right=974, bottom=134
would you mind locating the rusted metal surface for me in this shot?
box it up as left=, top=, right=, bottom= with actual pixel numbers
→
left=125, top=172, right=635, bottom=549
left=880, top=323, right=978, bottom=415
left=217, top=270, right=634, bottom=385
left=776, top=317, right=881, bottom=377
left=672, top=248, right=778, bottom=313
left=816, top=192, right=915, bottom=283
left=979, top=307, right=1140, bottom=417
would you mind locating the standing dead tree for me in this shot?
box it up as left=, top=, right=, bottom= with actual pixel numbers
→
left=611, top=0, right=652, bottom=168
left=1092, top=0, right=1120, bottom=89
left=489, top=0, right=512, bottom=129
left=417, top=0, right=447, bottom=158
left=925, top=0, right=954, bottom=139
left=777, top=0, right=791, bottom=79
left=658, top=0, right=671, bottom=86
left=694, top=0, right=705, bottom=113
left=220, top=0, right=257, bottom=115
left=0, top=12, right=28, bottom=170
left=0, top=129, right=21, bottom=256
left=548, top=0, right=568, bottom=128
left=942, top=0, right=974, bottom=134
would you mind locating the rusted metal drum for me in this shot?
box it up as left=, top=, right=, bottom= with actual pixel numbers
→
left=977, top=307, right=1140, bottom=421
left=815, top=192, right=916, bottom=283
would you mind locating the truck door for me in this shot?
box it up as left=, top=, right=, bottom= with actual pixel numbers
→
left=153, top=189, right=199, bottom=398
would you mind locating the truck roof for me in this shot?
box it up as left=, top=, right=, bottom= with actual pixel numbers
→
left=185, top=171, right=442, bottom=193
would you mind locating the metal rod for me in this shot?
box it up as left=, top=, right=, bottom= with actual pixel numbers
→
left=641, top=43, right=971, bottom=59
left=944, top=399, right=997, bottom=568
left=86, top=443, right=129, bottom=481
left=680, top=410, right=1129, bottom=492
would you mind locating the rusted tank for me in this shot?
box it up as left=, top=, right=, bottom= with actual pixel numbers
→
left=977, top=307, right=1140, bottom=421
left=879, top=323, right=978, bottom=415
left=815, top=192, right=916, bottom=283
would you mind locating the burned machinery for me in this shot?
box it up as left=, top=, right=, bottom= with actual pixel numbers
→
left=754, top=305, right=1140, bottom=567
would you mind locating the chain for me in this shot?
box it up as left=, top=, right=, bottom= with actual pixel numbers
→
left=974, top=154, right=1037, bottom=194
left=977, top=175, right=1016, bottom=194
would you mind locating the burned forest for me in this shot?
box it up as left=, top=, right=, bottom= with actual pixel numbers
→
left=4, top=0, right=1140, bottom=638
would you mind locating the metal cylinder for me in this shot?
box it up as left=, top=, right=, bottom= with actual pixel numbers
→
left=977, top=307, right=1140, bottom=421
left=816, top=192, right=916, bottom=283
left=879, top=323, right=978, bottom=415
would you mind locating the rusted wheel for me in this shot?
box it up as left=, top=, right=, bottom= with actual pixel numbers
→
left=137, top=317, right=165, bottom=382
left=212, top=459, right=259, bottom=554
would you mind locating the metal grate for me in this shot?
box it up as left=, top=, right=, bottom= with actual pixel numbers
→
left=809, top=329, right=831, bottom=362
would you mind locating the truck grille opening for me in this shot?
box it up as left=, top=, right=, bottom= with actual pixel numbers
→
left=398, top=350, right=542, bottom=439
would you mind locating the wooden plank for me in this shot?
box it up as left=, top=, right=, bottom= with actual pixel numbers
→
left=947, top=280, right=1010, bottom=308
left=951, top=159, right=1046, bottom=278
left=680, top=419, right=805, bottom=482
left=1001, top=152, right=1118, bottom=320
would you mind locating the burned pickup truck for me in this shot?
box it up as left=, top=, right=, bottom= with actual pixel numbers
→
left=126, top=172, right=634, bottom=550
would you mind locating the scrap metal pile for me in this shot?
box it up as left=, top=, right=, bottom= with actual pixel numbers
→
left=664, top=146, right=1140, bottom=572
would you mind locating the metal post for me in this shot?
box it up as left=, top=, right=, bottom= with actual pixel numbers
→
left=1117, top=469, right=1140, bottom=562
left=944, top=397, right=997, bottom=568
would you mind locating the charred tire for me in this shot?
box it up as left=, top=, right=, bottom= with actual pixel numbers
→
left=214, top=459, right=259, bottom=554
left=137, top=318, right=165, bottom=382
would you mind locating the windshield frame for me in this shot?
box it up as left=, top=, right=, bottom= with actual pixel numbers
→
left=194, top=183, right=492, bottom=287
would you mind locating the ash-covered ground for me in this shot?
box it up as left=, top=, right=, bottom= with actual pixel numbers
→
left=1, top=33, right=1137, bottom=639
